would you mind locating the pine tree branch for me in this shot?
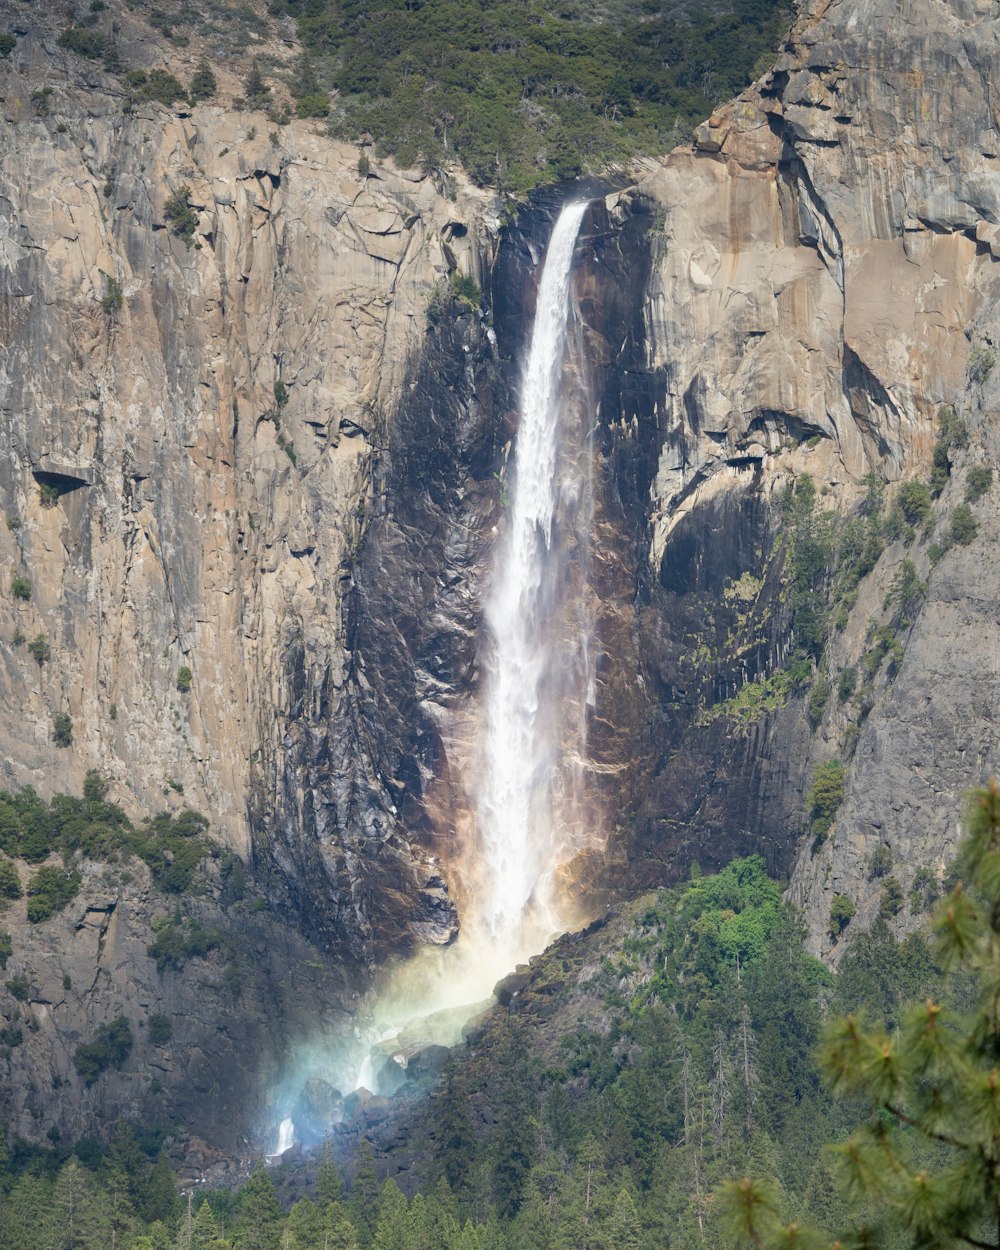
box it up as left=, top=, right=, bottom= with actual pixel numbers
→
left=882, top=1102, right=969, bottom=1151
left=954, top=1235, right=996, bottom=1250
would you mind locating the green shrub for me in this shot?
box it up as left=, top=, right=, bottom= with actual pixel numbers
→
left=26, top=866, right=82, bottom=922
left=828, top=893, right=855, bottom=938
left=0, top=1025, right=23, bottom=1047
left=969, top=346, right=995, bottom=385
left=52, top=714, right=73, bottom=747
left=163, top=186, right=197, bottom=246
left=143, top=69, right=186, bottom=106
left=100, top=276, right=123, bottom=316
left=928, top=540, right=948, bottom=566
left=837, top=667, right=856, bottom=703
left=74, top=1015, right=133, bottom=1084
left=57, top=25, right=109, bottom=59
left=808, top=759, right=846, bottom=843
left=273, top=380, right=289, bottom=410
left=296, top=91, right=330, bottom=119
left=0, top=859, right=22, bottom=902
left=245, top=62, right=270, bottom=104
left=358, top=152, right=370, bottom=178
left=6, top=975, right=28, bottom=1000
left=39, top=482, right=59, bottom=507
left=966, top=465, right=992, bottom=502
left=0, top=932, right=11, bottom=970
left=176, top=666, right=192, bottom=693
left=0, top=33, right=16, bottom=57
left=867, top=845, right=892, bottom=878
left=897, top=480, right=932, bottom=526
left=28, top=634, right=50, bottom=665
left=878, top=876, right=905, bottom=919
left=807, top=678, right=830, bottom=727
left=189, top=59, right=217, bottom=101
left=147, top=1012, right=172, bottom=1045
left=148, top=915, right=221, bottom=972
left=883, top=558, right=925, bottom=619
left=448, top=271, right=482, bottom=310
left=949, top=503, right=978, bottom=546
left=929, top=404, right=968, bottom=496
left=10, top=576, right=31, bottom=602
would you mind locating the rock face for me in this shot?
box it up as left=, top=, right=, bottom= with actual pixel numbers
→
left=612, top=0, right=1000, bottom=951
left=2, top=0, right=1000, bottom=1150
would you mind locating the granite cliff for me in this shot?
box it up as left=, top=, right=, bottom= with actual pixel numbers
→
left=0, top=0, right=998, bottom=1153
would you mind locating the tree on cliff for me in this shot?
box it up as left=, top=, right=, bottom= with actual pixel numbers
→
left=720, top=779, right=1000, bottom=1249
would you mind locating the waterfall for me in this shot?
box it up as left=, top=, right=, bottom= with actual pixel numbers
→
left=267, top=201, right=599, bottom=1144
left=475, top=198, right=593, bottom=955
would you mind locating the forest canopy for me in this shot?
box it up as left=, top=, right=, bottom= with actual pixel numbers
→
left=270, top=0, right=791, bottom=189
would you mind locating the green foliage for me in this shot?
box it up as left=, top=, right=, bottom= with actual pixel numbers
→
left=928, top=403, right=968, bottom=496
left=0, top=932, right=12, bottom=970
left=0, top=781, right=213, bottom=893
left=52, top=713, right=73, bottom=747
left=882, top=558, right=925, bottom=620
left=163, top=185, right=197, bottom=246
left=861, top=622, right=904, bottom=681
left=147, top=1012, right=172, bottom=1045
left=57, top=25, right=109, bottom=59
left=836, top=666, right=856, bottom=703
left=27, top=633, right=50, bottom=664
left=965, top=464, right=992, bottom=502
left=358, top=152, right=371, bottom=178
left=828, top=893, right=855, bottom=938
left=296, top=90, right=330, bottom=118
left=806, top=678, right=829, bottom=727
left=74, top=1015, right=133, bottom=1084
left=867, top=845, right=892, bottom=879
left=807, top=760, right=846, bottom=843
left=189, top=59, right=217, bottom=101
left=0, top=857, right=22, bottom=901
left=6, top=974, right=28, bottom=1000
left=38, top=482, right=59, bottom=507
left=271, top=0, right=789, bottom=189
left=896, top=479, right=932, bottom=525
left=0, top=33, right=16, bottom=57
left=782, top=474, right=833, bottom=660
left=449, top=271, right=482, bottom=310
left=10, top=575, right=30, bottom=601
left=968, top=344, right=995, bottom=384
left=176, top=665, right=193, bottom=693
left=147, top=914, right=221, bottom=972
left=697, top=664, right=807, bottom=728
left=877, top=875, right=903, bottom=918
left=26, top=865, right=81, bottom=922
left=949, top=502, right=978, bottom=546
left=99, top=276, right=123, bottom=315
left=142, top=69, right=186, bottom=105
left=245, top=62, right=271, bottom=104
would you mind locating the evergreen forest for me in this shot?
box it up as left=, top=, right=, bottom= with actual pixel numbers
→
left=270, top=0, right=791, bottom=187
left=0, top=844, right=972, bottom=1250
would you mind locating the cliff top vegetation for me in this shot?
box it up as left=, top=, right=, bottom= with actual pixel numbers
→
left=275, top=0, right=790, bottom=189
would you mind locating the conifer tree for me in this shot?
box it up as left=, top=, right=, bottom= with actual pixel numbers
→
left=238, top=1163, right=284, bottom=1250
left=721, top=780, right=1000, bottom=1250
left=316, top=1139, right=345, bottom=1208
left=189, top=60, right=217, bottom=102
left=349, top=1142, right=380, bottom=1248
left=372, top=1179, right=408, bottom=1250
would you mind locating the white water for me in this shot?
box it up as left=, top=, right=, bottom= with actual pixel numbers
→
left=474, top=198, right=592, bottom=955
left=273, top=1117, right=295, bottom=1156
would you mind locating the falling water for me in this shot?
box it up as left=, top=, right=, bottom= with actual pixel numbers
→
left=474, top=198, right=593, bottom=956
